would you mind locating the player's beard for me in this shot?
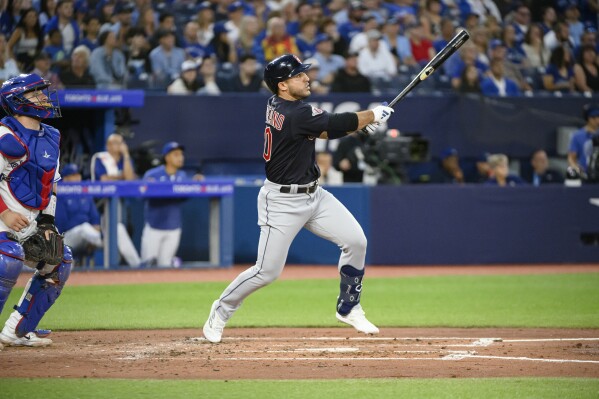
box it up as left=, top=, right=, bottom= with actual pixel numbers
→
left=289, top=83, right=310, bottom=100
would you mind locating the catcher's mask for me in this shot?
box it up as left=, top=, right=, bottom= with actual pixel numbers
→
left=0, top=73, right=62, bottom=120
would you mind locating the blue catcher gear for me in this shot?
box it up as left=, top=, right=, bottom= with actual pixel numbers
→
left=263, top=54, right=311, bottom=94
left=11, top=245, right=72, bottom=338
left=0, top=233, right=25, bottom=314
left=0, top=73, right=61, bottom=119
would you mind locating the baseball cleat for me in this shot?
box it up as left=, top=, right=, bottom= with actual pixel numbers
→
left=336, top=304, right=379, bottom=334
left=0, top=328, right=53, bottom=347
left=203, top=300, right=226, bottom=343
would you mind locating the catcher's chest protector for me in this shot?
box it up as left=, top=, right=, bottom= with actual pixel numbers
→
left=0, top=117, right=59, bottom=210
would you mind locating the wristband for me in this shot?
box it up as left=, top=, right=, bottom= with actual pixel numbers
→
left=41, top=193, right=57, bottom=217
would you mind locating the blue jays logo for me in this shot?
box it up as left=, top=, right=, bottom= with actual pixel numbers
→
left=139, top=185, right=147, bottom=194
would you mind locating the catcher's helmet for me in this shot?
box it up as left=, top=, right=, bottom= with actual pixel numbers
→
left=263, top=54, right=311, bottom=94
left=0, top=73, right=61, bottom=119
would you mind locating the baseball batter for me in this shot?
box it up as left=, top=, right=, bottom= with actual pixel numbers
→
left=203, top=54, right=394, bottom=343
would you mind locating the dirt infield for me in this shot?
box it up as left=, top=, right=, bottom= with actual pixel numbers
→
left=2, top=264, right=599, bottom=380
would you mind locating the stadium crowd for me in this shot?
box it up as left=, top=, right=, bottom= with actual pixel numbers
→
left=0, top=0, right=596, bottom=96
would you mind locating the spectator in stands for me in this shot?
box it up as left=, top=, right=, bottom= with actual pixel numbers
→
left=450, top=43, right=487, bottom=90
left=182, top=20, right=211, bottom=61
left=197, top=56, right=221, bottom=95
left=333, top=133, right=368, bottom=183
left=136, top=5, right=158, bottom=41
left=80, top=13, right=100, bottom=51
left=167, top=59, right=200, bottom=94
left=149, top=29, right=186, bottom=90
left=576, top=29, right=598, bottom=60
left=149, top=11, right=177, bottom=49
left=463, top=12, right=480, bottom=33
left=96, top=0, right=115, bottom=26
left=484, top=153, right=526, bottom=186
left=261, top=16, right=299, bottom=62
left=224, top=1, right=244, bottom=45
left=510, top=4, right=531, bottom=45
left=460, top=0, right=502, bottom=25
left=357, top=29, right=397, bottom=92
left=141, top=142, right=200, bottom=267
left=419, top=0, right=443, bottom=41
left=433, top=18, right=455, bottom=54
left=564, top=4, right=584, bottom=47
left=195, top=1, right=214, bottom=47
left=220, top=53, right=263, bottom=92
left=125, top=27, right=152, bottom=85
left=59, top=44, right=95, bottom=88
left=337, top=1, right=367, bottom=44
left=0, top=33, right=20, bottom=83
left=539, top=6, right=556, bottom=35
left=487, top=39, right=532, bottom=94
left=408, top=23, right=435, bottom=66
left=544, top=21, right=575, bottom=53
left=39, top=0, right=57, bottom=29
left=316, top=151, right=343, bottom=186
left=90, top=132, right=142, bottom=267
left=31, top=51, right=63, bottom=89
left=382, top=16, right=417, bottom=71
left=313, top=33, right=345, bottom=86
left=521, top=23, right=550, bottom=70
left=55, top=163, right=103, bottom=265
left=43, top=0, right=79, bottom=55
left=348, top=14, right=380, bottom=55
left=471, top=26, right=490, bottom=67
left=43, top=28, right=67, bottom=69
left=331, top=51, right=371, bottom=93
left=568, top=103, right=599, bottom=175
left=110, top=1, right=135, bottom=49
left=475, top=152, right=490, bottom=183
left=234, top=15, right=263, bottom=62
left=7, top=8, right=43, bottom=72
left=250, top=0, right=270, bottom=29
left=89, top=30, right=126, bottom=89
left=574, top=45, right=599, bottom=95
left=480, top=58, right=521, bottom=96
left=295, top=18, right=319, bottom=59
left=320, top=17, right=348, bottom=57
left=458, top=64, right=482, bottom=93
left=483, top=14, right=502, bottom=40
left=433, top=147, right=465, bottom=184
left=525, top=149, right=564, bottom=185
left=500, top=24, right=529, bottom=69
left=211, top=22, right=235, bottom=66
left=542, top=45, right=575, bottom=93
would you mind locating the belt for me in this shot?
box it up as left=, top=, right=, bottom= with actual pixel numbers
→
left=279, top=182, right=318, bottom=194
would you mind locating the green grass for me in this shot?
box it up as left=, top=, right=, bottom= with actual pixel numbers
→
left=1, top=273, right=598, bottom=330
left=2, top=378, right=599, bottom=399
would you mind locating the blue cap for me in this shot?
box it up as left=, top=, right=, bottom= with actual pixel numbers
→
left=315, top=33, right=332, bottom=45
left=440, top=147, right=458, bottom=160
left=213, top=22, right=229, bottom=35
left=197, top=1, right=212, bottom=11
left=62, top=163, right=80, bottom=177
left=162, top=141, right=185, bottom=157
left=227, top=1, right=243, bottom=13
left=489, top=39, right=505, bottom=50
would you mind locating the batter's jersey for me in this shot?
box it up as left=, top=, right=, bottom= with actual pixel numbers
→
left=143, top=165, right=188, bottom=230
left=264, top=95, right=345, bottom=185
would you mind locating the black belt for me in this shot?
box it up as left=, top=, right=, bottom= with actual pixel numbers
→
left=279, top=182, right=318, bottom=194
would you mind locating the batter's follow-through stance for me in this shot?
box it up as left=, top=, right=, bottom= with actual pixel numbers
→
left=203, top=54, right=394, bottom=343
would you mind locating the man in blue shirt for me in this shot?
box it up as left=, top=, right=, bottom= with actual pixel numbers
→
left=55, top=164, right=103, bottom=263
left=141, top=142, right=202, bottom=267
left=568, top=104, right=599, bottom=175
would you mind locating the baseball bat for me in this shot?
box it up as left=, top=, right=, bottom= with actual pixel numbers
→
left=387, top=29, right=470, bottom=108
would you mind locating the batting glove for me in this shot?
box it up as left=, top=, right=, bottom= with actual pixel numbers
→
left=371, top=104, right=394, bottom=123
left=364, top=122, right=380, bottom=134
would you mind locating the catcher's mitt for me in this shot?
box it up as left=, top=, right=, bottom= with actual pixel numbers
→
left=22, top=224, right=64, bottom=265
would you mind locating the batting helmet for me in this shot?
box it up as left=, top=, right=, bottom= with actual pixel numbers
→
left=263, top=54, right=311, bottom=94
left=0, top=73, right=61, bottom=119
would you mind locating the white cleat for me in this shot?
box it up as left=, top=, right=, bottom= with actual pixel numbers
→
left=336, top=304, right=379, bottom=334
left=0, top=329, right=53, bottom=347
left=203, top=300, right=226, bottom=343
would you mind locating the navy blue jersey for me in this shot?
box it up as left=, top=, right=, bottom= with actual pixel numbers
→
left=263, top=95, right=331, bottom=185
left=143, top=165, right=188, bottom=230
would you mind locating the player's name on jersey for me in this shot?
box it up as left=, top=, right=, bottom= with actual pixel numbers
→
left=57, top=181, right=235, bottom=197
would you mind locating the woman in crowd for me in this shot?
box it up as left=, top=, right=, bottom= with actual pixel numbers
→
left=7, top=8, right=43, bottom=71
left=574, top=45, right=599, bottom=94
left=521, top=23, right=550, bottom=70
left=542, top=45, right=575, bottom=93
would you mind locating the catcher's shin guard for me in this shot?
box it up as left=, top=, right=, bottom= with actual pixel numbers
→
left=13, top=245, right=72, bottom=337
left=0, top=233, right=25, bottom=314
left=336, top=265, right=364, bottom=316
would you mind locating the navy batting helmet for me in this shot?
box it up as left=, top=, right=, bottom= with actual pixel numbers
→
left=0, top=73, right=61, bottom=119
left=263, top=54, right=311, bottom=94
